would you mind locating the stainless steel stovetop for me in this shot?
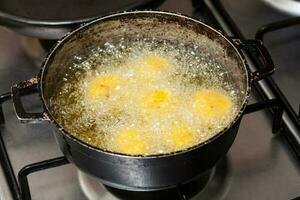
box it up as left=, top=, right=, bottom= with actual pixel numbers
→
left=0, top=0, right=299, bottom=199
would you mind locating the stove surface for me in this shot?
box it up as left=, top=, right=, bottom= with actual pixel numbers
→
left=0, top=0, right=299, bottom=200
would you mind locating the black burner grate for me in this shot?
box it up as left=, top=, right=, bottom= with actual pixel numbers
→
left=206, top=0, right=300, bottom=159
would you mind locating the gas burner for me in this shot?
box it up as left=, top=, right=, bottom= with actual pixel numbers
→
left=262, top=0, right=300, bottom=16
left=78, top=171, right=117, bottom=200
left=78, top=158, right=230, bottom=200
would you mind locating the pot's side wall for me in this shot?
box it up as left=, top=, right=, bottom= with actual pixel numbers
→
left=51, top=118, right=241, bottom=191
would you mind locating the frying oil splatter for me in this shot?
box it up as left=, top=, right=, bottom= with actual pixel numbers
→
left=50, top=38, right=240, bottom=155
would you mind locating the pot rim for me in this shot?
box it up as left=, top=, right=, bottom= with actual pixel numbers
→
left=39, top=10, right=251, bottom=159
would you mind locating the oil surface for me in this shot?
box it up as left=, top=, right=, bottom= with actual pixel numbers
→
left=50, top=38, right=240, bottom=155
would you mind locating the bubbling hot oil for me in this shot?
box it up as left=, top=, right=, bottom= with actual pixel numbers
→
left=50, top=38, right=240, bottom=155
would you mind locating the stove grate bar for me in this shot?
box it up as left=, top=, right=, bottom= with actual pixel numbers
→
left=0, top=128, right=22, bottom=200
left=255, top=17, right=300, bottom=42
left=0, top=92, right=22, bottom=200
left=255, top=17, right=300, bottom=130
left=205, top=0, right=300, bottom=162
left=243, top=98, right=284, bottom=133
left=0, top=92, right=70, bottom=200
left=18, top=156, right=69, bottom=200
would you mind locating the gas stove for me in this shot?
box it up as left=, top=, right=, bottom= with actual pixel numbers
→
left=0, top=0, right=300, bottom=200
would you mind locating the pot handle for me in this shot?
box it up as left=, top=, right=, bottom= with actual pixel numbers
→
left=231, top=38, right=275, bottom=81
left=11, top=76, right=50, bottom=123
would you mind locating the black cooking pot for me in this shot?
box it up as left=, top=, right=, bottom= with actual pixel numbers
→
left=11, top=11, right=274, bottom=191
